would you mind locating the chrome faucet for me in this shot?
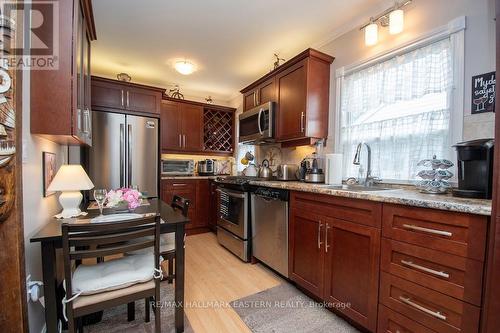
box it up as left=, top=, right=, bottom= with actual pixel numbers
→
left=353, top=142, right=380, bottom=186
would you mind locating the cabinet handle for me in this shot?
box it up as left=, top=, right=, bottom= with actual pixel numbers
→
left=399, top=296, right=447, bottom=321
left=254, top=92, right=257, bottom=107
left=402, top=224, right=452, bottom=237
left=126, top=91, right=130, bottom=108
left=317, top=221, right=323, bottom=249
left=121, top=90, right=124, bottom=107
left=400, top=260, right=450, bottom=279
left=178, top=134, right=182, bottom=148
left=183, top=134, right=186, bottom=148
left=300, top=112, right=305, bottom=132
left=172, top=183, right=187, bottom=187
left=325, top=224, right=331, bottom=253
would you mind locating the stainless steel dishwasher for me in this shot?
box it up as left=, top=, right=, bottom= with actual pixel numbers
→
left=251, top=187, right=289, bottom=277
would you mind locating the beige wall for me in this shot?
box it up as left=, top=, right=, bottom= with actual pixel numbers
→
left=22, top=68, right=68, bottom=332
left=320, top=0, right=496, bottom=153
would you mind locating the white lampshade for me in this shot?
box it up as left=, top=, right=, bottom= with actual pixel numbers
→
left=365, top=22, right=378, bottom=46
left=389, top=9, right=404, bottom=35
left=47, top=164, right=94, bottom=192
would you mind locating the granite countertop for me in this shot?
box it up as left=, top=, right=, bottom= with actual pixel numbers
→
left=248, top=180, right=492, bottom=216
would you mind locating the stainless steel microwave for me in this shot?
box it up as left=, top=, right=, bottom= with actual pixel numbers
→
left=161, top=159, right=195, bottom=176
left=239, top=102, right=275, bottom=144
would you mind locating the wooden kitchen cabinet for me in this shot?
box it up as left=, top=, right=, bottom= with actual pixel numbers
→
left=161, top=179, right=210, bottom=234
left=160, top=100, right=203, bottom=153
left=289, top=208, right=326, bottom=298
left=240, top=49, right=334, bottom=145
left=31, top=0, right=96, bottom=146
left=91, top=76, right=164, bottom=115
left=289, top=191, right=381, bottom=332
left=322, top=218, right=380, bottom=331
left=243, top=77, right=276, bottom=111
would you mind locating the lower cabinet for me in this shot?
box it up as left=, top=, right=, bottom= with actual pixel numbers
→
left=160, top=179, right=210, bottom=234
left=289, top=191, right=381, bottom=332
left=208, top=180, right=218, bottom=231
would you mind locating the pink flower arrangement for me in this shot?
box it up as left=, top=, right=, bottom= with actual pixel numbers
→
left=106, top=188, right=142, bottom=210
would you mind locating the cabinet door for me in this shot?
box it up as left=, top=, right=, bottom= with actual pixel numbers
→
left=289, top=208, right=325, bottom=298
left=126, top=86, right=161, bottom=114
left=323, top=218, right=380, bottom=332
left=161, top=180, right=197, bottom=230
left=92, top=80, right=125, bottom=110
left=243, top=90, right=257, bottom=111
left=160, top=101, right=182, bottom=151
left=276, top=60, right=307, bottom=141
left=181, top=104, right=204, bottom=151
left=257, top=78, right=276, bottom=105
left=73, top=2, right=85, bottom=142
left=82, top=23, right=92, bottom=145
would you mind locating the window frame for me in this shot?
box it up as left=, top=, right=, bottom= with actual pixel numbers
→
left=334, top=16, right=466, bottom=184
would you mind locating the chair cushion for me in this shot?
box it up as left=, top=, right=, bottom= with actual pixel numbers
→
left=73, top=280, right=155, bottom=310
left=72, top=254, right=154, bottom=295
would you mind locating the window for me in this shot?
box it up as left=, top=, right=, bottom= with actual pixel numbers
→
left=236, top=143, right=255, bottom=172
left=339, top=37, right=459, bottom=182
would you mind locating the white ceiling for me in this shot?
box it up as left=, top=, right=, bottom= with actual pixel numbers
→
left=91, top=0, right=389, bottom=103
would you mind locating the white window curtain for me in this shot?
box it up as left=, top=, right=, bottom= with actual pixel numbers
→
left=340, top=38, right=454, bottom=182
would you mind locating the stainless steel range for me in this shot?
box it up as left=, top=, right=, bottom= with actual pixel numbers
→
left=214, top=176, right=257, bottom=262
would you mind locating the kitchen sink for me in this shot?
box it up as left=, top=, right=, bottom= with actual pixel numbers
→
left=320, top=184, right=397, bottom=192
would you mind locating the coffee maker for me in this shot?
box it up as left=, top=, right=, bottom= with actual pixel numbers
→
left=452, top=139, right=494, bottom=199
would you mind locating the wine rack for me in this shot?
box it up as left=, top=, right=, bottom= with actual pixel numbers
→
left=203, top=107, right=234, bottom=154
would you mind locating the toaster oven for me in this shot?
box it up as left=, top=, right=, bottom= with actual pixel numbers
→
left=161, top=159, right=195, bottom=176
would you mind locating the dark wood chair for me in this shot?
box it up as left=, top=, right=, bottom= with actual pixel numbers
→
left=62, top=216, right=162, bottom=333
left=162, top=195, right=190, bottom=283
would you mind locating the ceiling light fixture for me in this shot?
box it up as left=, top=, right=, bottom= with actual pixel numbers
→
left=360, top=0, right=411, bottom=46
left=174, top=60, right=195, bottom=75
left=389, top=9, right=404, bottom=35
left=365, top=21, right=378, bottom=46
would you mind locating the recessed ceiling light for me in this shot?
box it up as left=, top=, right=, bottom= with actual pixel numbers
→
left=174, top=60, right=195, bottom=75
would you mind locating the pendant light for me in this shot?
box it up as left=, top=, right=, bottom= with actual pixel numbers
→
left=365, top=20, right=378, bottom=46
left=389, top=9, right=404, bottom=35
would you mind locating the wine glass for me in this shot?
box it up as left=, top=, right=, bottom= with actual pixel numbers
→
left=93, top=189, right=107, bottom=217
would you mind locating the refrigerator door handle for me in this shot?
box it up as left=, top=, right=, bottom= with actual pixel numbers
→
left=120, top=123, right=125, bottom=187
left=128, top=124, right=132, bottom=187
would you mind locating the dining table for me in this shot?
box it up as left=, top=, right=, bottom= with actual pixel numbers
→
left=30, top=198, right=189, bottom=333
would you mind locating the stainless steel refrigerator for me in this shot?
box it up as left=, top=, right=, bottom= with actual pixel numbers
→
left=89, top=111, right=159, bottom=198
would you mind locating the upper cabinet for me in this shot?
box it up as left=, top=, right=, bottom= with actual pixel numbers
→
left=31, top=0, right=97, bottom=146
left=243, top=77, right=276, bottom=111
left=160, top=98, right=235, bottom=155
left=241, top=49, right=334, bottom=146
left=91, top=76, right=165, bottom=115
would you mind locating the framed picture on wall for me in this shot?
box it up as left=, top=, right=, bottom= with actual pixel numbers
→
left=42, top=152, right=57, bottom=197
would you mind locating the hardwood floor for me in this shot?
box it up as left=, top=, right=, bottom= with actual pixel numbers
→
left=183, top=232, right=283, bottom=333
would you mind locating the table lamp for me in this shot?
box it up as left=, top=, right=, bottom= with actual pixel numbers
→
left=47, top=164, right=94, bottom=218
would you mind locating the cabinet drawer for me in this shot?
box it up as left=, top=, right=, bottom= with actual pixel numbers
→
left=381, top=239, right=483, bottom=306
left=291, top=191, right=382, bottom=228
left=380, top=272, right=480, bottom=333
left=378, top=304, right=437, bottom=333
left=382, top=204, right=487, bottom=260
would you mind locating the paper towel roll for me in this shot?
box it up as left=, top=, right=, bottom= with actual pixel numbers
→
left=325, top=153, right=343, bottom=185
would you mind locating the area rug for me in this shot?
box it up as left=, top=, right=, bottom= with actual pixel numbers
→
left=231, top=284, right=359, bottom=333
left=85, top=283, right=193, bottom=333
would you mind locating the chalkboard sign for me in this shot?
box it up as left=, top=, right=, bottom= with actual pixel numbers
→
left=471, top=71, right=495, bottom=114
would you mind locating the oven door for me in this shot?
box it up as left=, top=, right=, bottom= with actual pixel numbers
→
left=239, top=102, right=274, bottom=144
left=216, top=188, right=248, bottom=239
